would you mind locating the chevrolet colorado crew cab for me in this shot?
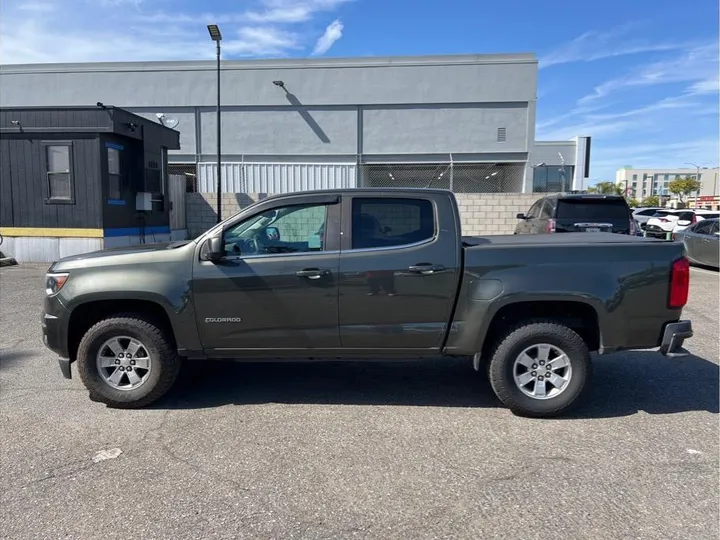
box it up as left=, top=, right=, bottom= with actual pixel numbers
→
left=42, top=188, right=693, bottom=417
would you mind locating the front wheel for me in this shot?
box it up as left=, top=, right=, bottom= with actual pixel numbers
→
left=76, top=314, right=181, bottom=408
left=488, top=320, right=592, bottom=418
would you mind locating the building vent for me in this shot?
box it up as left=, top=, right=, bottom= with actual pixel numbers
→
left=497, top=127, right=507, bottom=142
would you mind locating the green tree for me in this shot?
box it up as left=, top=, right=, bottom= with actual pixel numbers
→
left=640, top=195, right=660, bottom=207
left=668, top=177, right=701, bottom=202
left=588, top=181, right=623, bottom=195
left=627, top=198, right=640, bottom=208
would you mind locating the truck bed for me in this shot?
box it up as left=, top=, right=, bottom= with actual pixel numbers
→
left=462, top=232, right=666, bottom=247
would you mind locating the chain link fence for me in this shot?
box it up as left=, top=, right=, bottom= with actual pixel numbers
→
left=168, top=163, right=198, bottom=192
left=360, top=163, right=525, bottom=193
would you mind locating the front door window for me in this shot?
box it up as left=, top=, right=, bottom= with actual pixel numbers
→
left=223, top=204, right=328, bottom=257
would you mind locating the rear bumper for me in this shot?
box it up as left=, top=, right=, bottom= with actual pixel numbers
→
left=645, top=225, right=673, bottom=238
left=659, top=320, right=693, bottom=357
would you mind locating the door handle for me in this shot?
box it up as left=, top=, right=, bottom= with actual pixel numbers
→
left=408, top=263, right=445, bottom=275
left=296, top=268, right=329, bottom=279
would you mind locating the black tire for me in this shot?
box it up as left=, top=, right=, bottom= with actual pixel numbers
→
left=76, top=313, right=181, bottom=408
left=487, top=320, right=592, bottom=418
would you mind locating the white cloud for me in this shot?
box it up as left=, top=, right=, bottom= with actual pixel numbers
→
left=17, top=2, right=55, bottom=11
left=224, top=27, right=300, bottom=56
left=311, top=18, right=343, bottom=55
left=245, top=0, right=353, bottom=23
left=688, top=77, right=720, bottom=95
left=539, top=23, right=690, bottom=69
left=577, top=43, right=719, bottom=106
left=0, top=0, right=352, bottom=63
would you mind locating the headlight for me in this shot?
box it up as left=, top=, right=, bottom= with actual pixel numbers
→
left=45, top=273, right=69, bottom=295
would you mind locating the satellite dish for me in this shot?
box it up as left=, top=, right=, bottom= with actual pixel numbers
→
left=160, top=116, right=180, bottom=129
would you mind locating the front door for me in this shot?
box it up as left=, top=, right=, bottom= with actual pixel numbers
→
left=192, top=198, right=341, bottom=353
left=337, top=194, right=460, bottom=351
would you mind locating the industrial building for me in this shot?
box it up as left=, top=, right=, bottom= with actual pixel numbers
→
left=0, top=53, right=590, bottom=196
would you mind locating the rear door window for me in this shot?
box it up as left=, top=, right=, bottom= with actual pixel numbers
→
left=555, top=199, right=630, bottom=220
left=677, top=211, right=695, bottom=222
left=693, top=221, right=714, bottom=235
left=351, top=198, right=435, bottom=250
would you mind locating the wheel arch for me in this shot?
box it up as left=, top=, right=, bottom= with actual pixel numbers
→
left=478, top=299, right=602, bottom=361
left=67, top=298, right=176, bottom=362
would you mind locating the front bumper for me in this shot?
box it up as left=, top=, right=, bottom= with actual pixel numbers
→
left=659, top=320, right=693, bottom=357
left=42, top=311, right=73, bottom=379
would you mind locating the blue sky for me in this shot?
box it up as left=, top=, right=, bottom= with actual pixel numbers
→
left=1, top=0, right=718, bottom=182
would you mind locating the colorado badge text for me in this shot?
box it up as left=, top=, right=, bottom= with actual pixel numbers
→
left=204, top=317, right=243, bottom=323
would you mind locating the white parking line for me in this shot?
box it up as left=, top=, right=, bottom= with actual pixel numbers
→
left=691, top=267, right=719, bottom=277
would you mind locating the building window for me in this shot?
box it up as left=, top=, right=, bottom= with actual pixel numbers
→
left=44, top=143, right=74, bottom=203
left=532, top=165, right=575, bottom=192
left=108, top=147, right=122, bottom=200
left=632, top=174, right=638, bottom=181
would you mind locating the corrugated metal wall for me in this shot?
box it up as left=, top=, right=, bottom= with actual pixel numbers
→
left=197, top=162, right=357, bottom=193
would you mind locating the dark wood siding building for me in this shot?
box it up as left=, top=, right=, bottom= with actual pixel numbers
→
left=0, top=106, right=180, bottom=261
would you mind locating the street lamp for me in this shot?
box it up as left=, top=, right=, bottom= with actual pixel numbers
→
left=207, top=24, right=223, bottom=223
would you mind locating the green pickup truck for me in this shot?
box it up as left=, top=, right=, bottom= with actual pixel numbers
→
left=42, top=188, right=693, bottom=417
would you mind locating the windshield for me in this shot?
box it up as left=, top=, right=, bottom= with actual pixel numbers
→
left=555, top=199, right=630, bottom=220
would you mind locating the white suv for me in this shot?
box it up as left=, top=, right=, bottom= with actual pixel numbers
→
left=645, top=209, right=720, bottom=238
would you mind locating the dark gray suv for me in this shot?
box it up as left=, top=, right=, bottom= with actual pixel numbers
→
left=515, top=193, right=635, bottom=235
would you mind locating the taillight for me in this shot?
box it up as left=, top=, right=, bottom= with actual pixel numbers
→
left=668, top=257, right=690, bottom=308
left=547, top=218, right=556, bottom=233
left=629, top=219, right=636, bottom=235
left=658, top=218, right=669, bottom=223
left=691, top=214, right=697, bottom=224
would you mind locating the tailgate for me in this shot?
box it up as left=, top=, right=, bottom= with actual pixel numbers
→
left=555, top=199, right=631, bottom=234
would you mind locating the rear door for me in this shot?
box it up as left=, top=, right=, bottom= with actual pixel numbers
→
left=554, top=198, right=631, bottom=233
left=694, top=220, right=719, bottom=266
left=337, top=193, right=461, bottom=351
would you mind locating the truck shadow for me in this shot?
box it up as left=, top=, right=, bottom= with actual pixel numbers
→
left=160, top=351, right=718, bottom=418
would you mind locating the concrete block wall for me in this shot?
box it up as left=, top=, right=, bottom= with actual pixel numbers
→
left=455, top=193, right=539, bottom=235
left=187, top=192, right=541, bottom=238
left=187, top=193, right=265, bottom=238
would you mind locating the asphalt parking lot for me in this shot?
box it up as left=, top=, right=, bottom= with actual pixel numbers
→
left=1, top=264, right=718, bottom=540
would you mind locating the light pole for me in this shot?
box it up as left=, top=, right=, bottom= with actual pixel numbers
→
left=208, top=24, right=223, bottom=223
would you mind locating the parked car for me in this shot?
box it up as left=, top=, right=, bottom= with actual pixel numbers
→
left=673, top=210, right=719, bottom=234
left=515, top=193, right=636, bottom=235
left=646, top=209, right=719, bottom=238
left=673, top=218, right=719, bottom=268
left=42, top=188, right=692, bottom=418
left=632, top=207, right=664, bottom=230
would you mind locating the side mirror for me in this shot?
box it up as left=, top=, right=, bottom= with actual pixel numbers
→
left=265, top=226, right=280, bottom=241
left=201, top=235, right=224, bottom=262
left=516, top=213, right=526, bottom=220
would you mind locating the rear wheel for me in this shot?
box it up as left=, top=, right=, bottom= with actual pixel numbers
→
left=76, top=314, right=181, bottom=408
left=487, top=320, right=592, bottom=418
